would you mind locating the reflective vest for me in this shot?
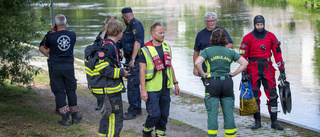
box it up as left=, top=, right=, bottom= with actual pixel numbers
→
left=141, top=41, right=173, bottom=92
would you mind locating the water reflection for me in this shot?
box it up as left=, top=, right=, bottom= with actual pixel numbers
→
left=31, top=0, right=320, bottom=131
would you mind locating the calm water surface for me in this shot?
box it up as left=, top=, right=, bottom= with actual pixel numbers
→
left=31, top=0, right=320, bottom=131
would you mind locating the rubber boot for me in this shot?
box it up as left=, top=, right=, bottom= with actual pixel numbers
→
left=143, top=131, right=152, bottom=137
left=271, top=113, right=284, bottom=130
left=71, top=112, right=82, bottom=124
left=95, top=99, right=103, bottom=110
left=251, top=112, right=261, bottom=129
left=59, top=112, right=71, bottom=126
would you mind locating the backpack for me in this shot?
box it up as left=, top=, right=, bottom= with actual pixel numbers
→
left=84, top=40, right=117, bottom=71
left=239, top=80, right=258, bottom=116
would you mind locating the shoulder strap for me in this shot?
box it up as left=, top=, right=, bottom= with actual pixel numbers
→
left=142, top=46, right=157, bottom=82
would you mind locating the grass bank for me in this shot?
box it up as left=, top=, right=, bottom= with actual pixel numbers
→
left=0, top=84, right=96, bottom=136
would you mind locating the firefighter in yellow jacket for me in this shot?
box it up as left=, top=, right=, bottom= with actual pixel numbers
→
left=139, top=22, right=180, bottom=137
left=86, top=20, right=130, bottom=137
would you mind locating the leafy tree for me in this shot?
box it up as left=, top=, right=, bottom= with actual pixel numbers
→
left=0, top=0, right=46, bottom=87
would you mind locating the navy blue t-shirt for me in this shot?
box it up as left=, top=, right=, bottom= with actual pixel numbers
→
left=194, top=26, right=233, bottom=72
left=42, top=30, right=76, bottom=64
left=194, top=26, right=233, bottom=51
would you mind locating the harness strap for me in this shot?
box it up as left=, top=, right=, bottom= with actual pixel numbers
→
left=103, top=41, right=119, bottom=66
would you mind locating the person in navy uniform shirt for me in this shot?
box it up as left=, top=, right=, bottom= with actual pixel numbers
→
left=121, top=7, right=145, bottom=120
left=39, top=14, right=82, bottom=126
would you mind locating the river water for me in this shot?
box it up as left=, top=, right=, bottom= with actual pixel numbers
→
left=31, top=0, right=320, bottom=132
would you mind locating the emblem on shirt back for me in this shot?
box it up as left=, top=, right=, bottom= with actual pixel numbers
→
left=57, top=35, right=71, bottom=51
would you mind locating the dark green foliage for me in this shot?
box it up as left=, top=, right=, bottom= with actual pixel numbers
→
left=0, top=0, right=46, bottom=87
left=245, top=0, right=288, bottom=8
left=313, top=19, right=320, bottom=84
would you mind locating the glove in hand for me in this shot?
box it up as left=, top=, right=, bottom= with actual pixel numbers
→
left=241, top=71, right=250, bottom=82
left=278, top=68, right=286, bottom=81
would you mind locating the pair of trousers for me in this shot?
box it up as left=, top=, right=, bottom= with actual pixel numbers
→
left=247, top=60, right=278, bottom=113
left=144, top=88, right=170, bottom=131
left=125, top=57, right=141, bottom=115
left=98, top=92, right=123, bottom=137
left=204, top=76, right=236, bottom=137
left=49, top=63, right=77, bottom=109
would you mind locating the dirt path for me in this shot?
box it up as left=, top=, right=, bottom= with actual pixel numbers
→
left=30, top=55, right=302, bottom=137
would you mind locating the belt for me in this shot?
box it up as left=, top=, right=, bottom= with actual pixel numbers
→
left=208, top=75, right=230, bottom=80
left=248, top=57, right=271, bottom=62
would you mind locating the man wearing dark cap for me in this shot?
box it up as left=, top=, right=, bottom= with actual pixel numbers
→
left=121, top=7, right=144, bottom=120
left=239, top=15, right=286, bottom=130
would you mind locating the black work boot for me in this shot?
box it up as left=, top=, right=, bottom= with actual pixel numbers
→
left=71, top=112, right=82, bottom=124
left=95, top=99, right=103, bottom=110
left=270, top=113, right=284, bottom=130
left=59, top=112, right=71, bottom=126
left=271, top=121, right=284, bottom=130
left=124, top=113, right=136, bottom=120
left=143, top=131, right=152, bottom=137
left=251, top=112, right=262, bottom=129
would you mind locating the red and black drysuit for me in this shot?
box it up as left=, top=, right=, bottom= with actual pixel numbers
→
left=239, top=30, right=285, bottom=120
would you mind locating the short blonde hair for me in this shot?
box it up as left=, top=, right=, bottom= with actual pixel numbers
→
left=106, top=20, right=123, bottom=36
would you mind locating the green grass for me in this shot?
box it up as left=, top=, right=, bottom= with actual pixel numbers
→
left=34, top=68, right=93, bottom=99
left=0, top=84, right=96, bottom=137
left=77, top=86, right=93, bottom=98
left=34, top=69, right=50, bottom=85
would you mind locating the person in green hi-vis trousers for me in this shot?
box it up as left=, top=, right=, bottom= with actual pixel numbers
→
left=195, top=28, right=248, bottom=137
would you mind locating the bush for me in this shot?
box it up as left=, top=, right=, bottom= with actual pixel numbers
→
left=0, top=0, right=46, bottom=87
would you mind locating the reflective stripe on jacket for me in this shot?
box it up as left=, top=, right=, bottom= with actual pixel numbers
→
left=86, top=57, right=124, bottom=94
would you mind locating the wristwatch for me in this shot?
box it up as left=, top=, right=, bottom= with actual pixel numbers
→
left=131, top=57, right=135, bottom=60
left=173, top=81, right=179, bottom=85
